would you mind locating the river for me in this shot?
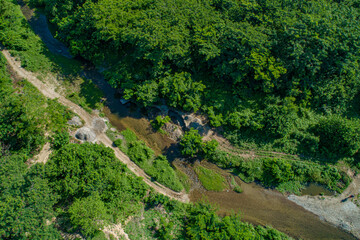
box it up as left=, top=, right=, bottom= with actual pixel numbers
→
left=22, top=5, right=357, bottom=240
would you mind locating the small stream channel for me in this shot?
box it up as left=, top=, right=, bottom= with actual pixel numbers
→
left=24, top=7, right=357, bottom=240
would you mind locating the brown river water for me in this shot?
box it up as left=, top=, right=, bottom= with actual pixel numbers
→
left=98, top=83, right=355, bottom=239
left=25, top=8, right=357, bottom=240
left=83, top=62, right=357, bottom=240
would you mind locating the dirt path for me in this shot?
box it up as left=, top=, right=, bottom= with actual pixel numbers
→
left=103, top=222, right=130, bottom=240
left=288, top=175, right=360, bottom=239
left=27, top=142, right=52, bottom=166
left=2, top=48, right=189, bottom=203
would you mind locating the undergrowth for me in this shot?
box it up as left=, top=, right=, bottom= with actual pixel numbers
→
left=119, top=129, right=184, bottom=192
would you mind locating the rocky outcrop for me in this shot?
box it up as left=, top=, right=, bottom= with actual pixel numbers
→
left=67, top=116, right=82, bottom=127
left=183, top=114, right=209, bottom=136
left=92, top=118, right=107, bottom=133
left=75, top=127, right=96, bottom=142
left=163, top=122, right=183, bottom=141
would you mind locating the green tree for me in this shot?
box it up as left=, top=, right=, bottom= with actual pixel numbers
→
left=51, top=130, right=70, bottom=149
left=180, top=129, right=204, bottom=157
left=69, top=194, right=111, bottom=237
left=313, top=115, right=360, bottom=157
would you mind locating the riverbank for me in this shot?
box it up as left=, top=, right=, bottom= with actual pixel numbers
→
left=14, top=3, right=358, bottom=239
left=177, top=161, right=356, bottom=240
left=0, top=47, right=189, bottom=203
left=289, top=174, right=360, bottom=239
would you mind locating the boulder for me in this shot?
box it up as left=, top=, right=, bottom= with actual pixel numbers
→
left=67, top=116, right=82, bottom=127
left=75, top=127, right=96, bottom=142
left=182, top=114, right=208, bottom=136
left=164, top=122, right=183, bottom=140
left=92, top=118, right=107, bottom=133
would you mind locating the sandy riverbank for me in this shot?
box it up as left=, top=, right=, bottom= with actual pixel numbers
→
left=289, top=175, right=360, bottom=239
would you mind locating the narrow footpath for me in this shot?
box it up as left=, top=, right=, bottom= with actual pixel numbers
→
left=1, top=48, right=189, bottom=203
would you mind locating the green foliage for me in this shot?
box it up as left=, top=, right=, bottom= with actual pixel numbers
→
left=35, top=0, right=360, bottom=161
left=206, top=106, right=224, bottom=128
left=180, top=129, right=204, bottom=157
left=121, top=128, right=138, bottom=144
left=0, top=155, right=61, bottom=239
left=69, top=193, right=111, bottom=237
left=0, top=52, right=71, bottom=155
left=51, top=130, right=70, bottom=149
left=46, top=143, right=148, bottom=223
left=151, top=115, right=171, bottom=133
left=313, top=115, right=360, bottom=157
left=159, top=72, right=205, bottom=112
left=175, top=169, right=192, bottom=193
left=0, top=0, right=51, bottom=72
left=120, top=129, right=183, bottom=192
left=126, top=193, right=187, bottom=240
left=230, top=176, right=243, bottom=193
left=185, top=203, right=291, bottom=239
left=180, top=128, right=218, bottom=158
left=66, top=79, right=104, bottom=113
left=113, top=138, right=123, bottom=148
left=194, top=165, right=227, bottom=191
left=209, top=150, right=350, bottom=193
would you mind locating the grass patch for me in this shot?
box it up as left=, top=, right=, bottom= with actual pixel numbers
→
left=119, top=128, right=184, bottom=192
left=175, top=169, right=192, bottom=193
left=194, top=165, right=227, bottom=191
left=209, top=149, right=351, bottom=194
left=230, top=176, right=242, bottom=193
left=66, top=78, right=104, bottom=113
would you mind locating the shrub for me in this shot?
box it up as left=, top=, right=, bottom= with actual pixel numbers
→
left=51, top=130, right=69, bottom=149
left=69, top=194, right=111, bottom=237
left=120, top=129, right=184, bottom=192
left=313, top=115, right=360, bottom=157
left=151, top=115, right=171, bottom=133
left=180, top=129, right=218, bottom=158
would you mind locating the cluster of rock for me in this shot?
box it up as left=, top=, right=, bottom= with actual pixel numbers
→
left=149, top=105, right=209, bottom=140
left=75, top=127, right=96, bottom=142
left=68, top=116, right=108, bottom=143
left=67, top=116, right=82, bottom=127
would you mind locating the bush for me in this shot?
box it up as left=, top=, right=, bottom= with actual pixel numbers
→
left=180, top=129, right=218, bottom=158
left=51, top=130, right=69, bottom=149
left=121, top=129, right=184, bottom=192
left=46, top=143, right=148, bottom=221
left=151, top=115, right=171, bottom=132
left=113, top=138, right=123, bottom=147
left=230, top=176, right=243, bottom=193
left=208, top=149, right=350, bottom=193
left=69, top=194, right=111, bottom=237
left=313, top=115, right=360, bottom=157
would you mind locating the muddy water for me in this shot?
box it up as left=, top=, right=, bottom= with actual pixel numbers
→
left=186, top=162, right=356, bottom=240
left=25, top=9, right=357, bottom=240
left=301, top=183, right=334, bottom=196
left=80, top=69, right=175, bottom=155
left=90, top=70, right=354, bottom=239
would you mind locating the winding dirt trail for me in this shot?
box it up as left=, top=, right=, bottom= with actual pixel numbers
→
left=1, top=48, right=189, bottom=203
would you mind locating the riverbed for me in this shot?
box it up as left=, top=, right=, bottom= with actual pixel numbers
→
left=23, top=6, right=357, bottom=240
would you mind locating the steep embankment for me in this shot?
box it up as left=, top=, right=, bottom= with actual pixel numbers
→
left=1, top=47, right=189, bottom=203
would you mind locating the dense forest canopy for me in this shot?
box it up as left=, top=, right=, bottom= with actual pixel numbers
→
left=29, top=0, right=360, bottom=161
